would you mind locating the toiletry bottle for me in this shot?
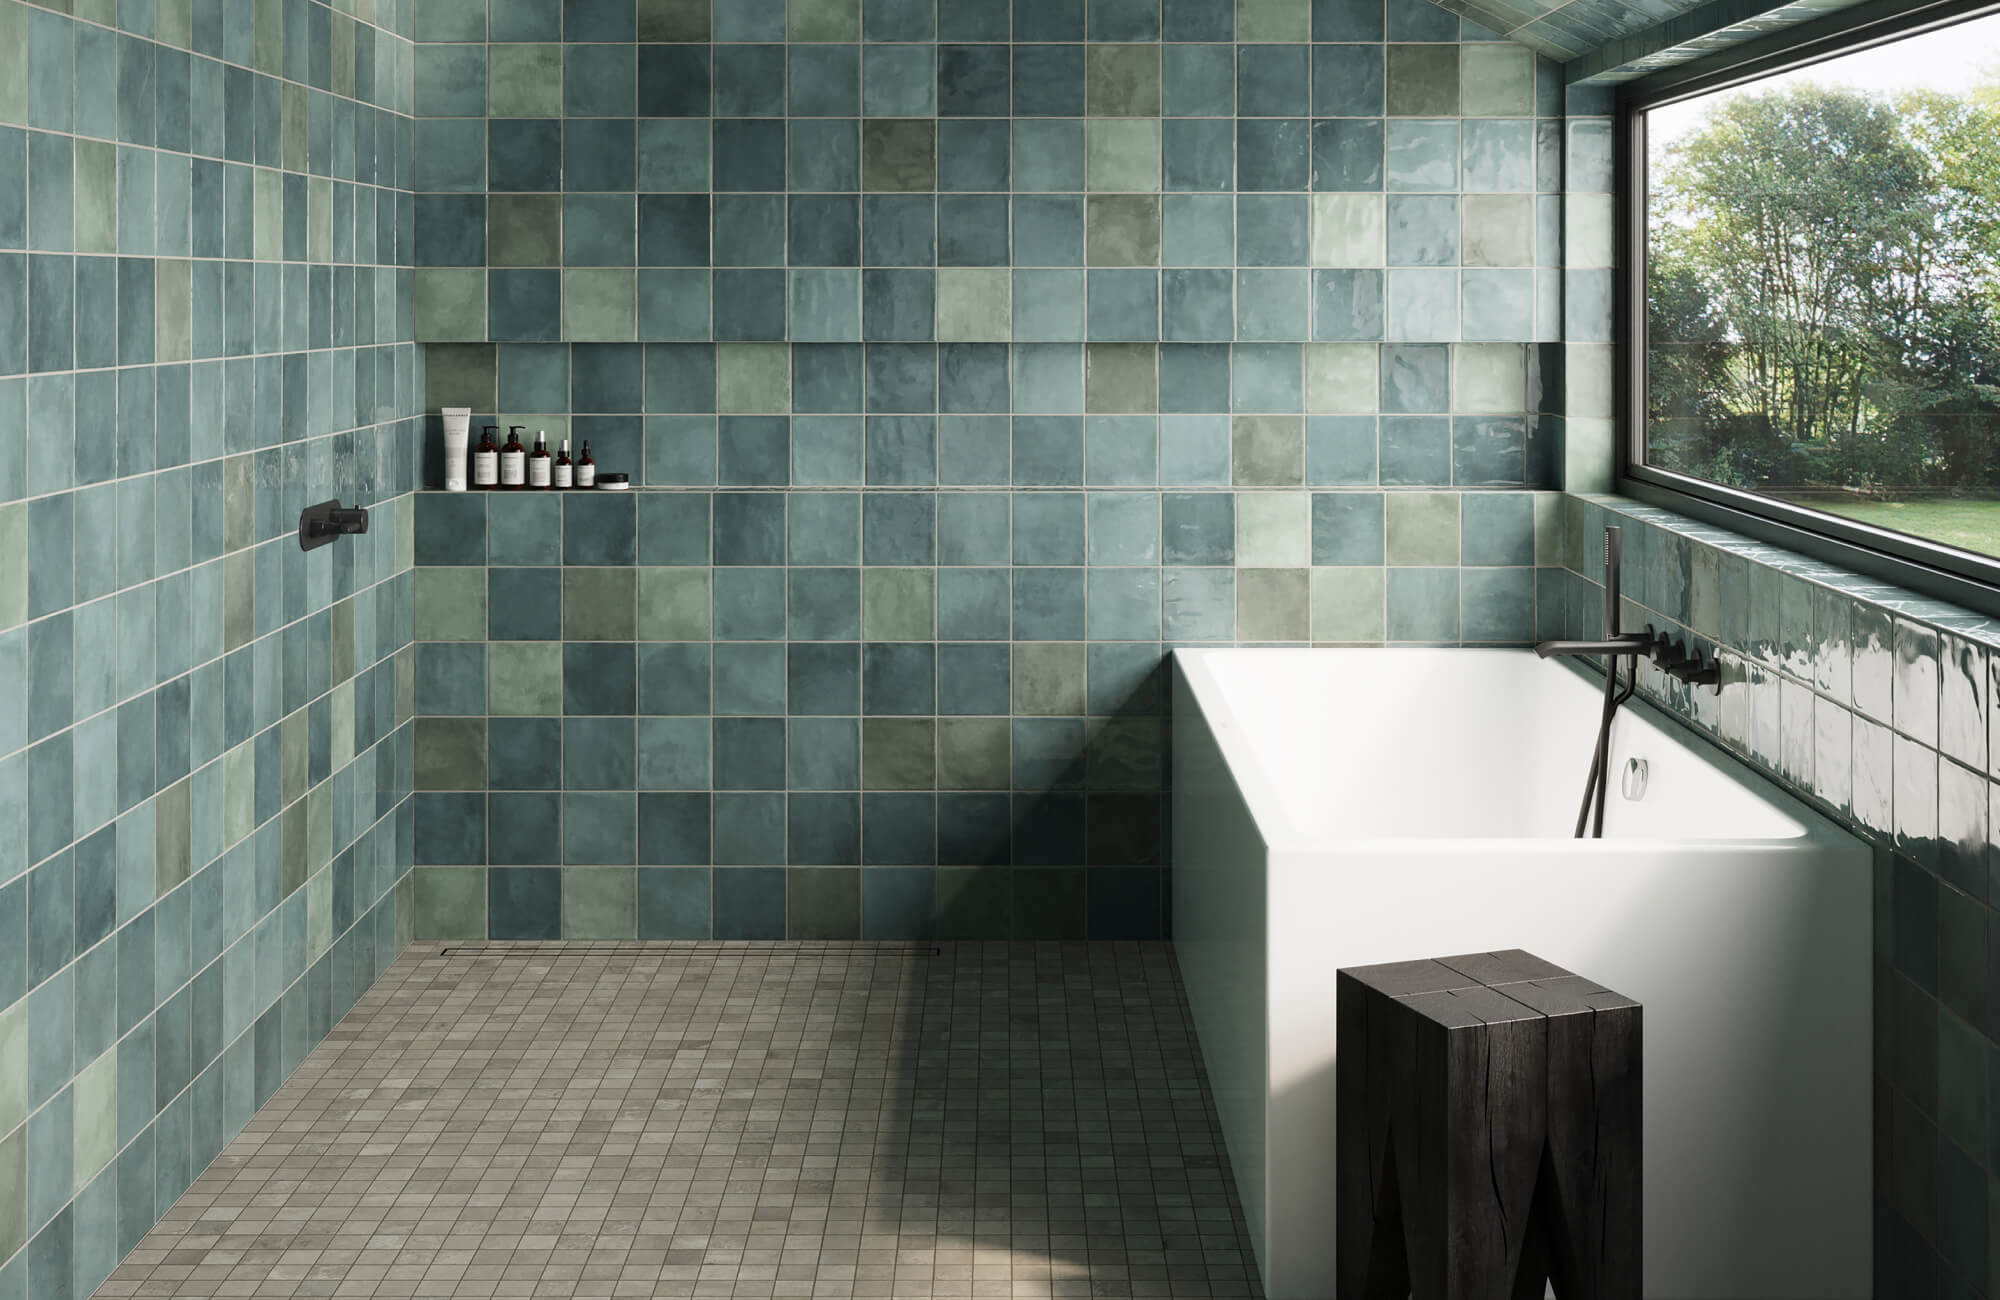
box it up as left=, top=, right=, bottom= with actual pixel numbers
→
left=442, top=408, right=471, bottom=491
left=473, top=425, right=500, bottom=489
left=528, top=431, right=552, bottom=489
left=554, top=438, right=574, bottom=489
left=576, top=440, right=596, bottom=488
left=500, top=426, right=527, bottom=490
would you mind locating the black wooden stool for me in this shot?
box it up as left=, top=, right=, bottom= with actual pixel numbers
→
left=1336, top=950, right=1641, bottom=1300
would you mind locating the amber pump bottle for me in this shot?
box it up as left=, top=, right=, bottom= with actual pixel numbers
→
left=500, top=427, right=527, bottom=490
left=528, top=431, right=552, bottom=488
left=554, top=438, right=574, bottom=488
left=472, top=425, right=499, bottom=489
left=576, top=440, right=597, bottom=488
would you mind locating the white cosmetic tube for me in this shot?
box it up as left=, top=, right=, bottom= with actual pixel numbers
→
left=441, top=407, right=471, bottom=491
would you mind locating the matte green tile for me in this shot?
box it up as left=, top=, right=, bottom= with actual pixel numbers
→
left=717, top=343, right=791, bottom=414
left=1310, top=565, right=1385, bottom=642
left=1385, top=490, right=1459, bottom=566
left=488, top=642, right=566, bottom=717
left=1086, top=45, right=1160, bottom=118
left=414, top=568, right=486, bottom=642
left=863, top=717, right=934, bottom=790
left=861, top=119, right=935, bottom=193
left=937, top=717, right=1010, bottom=790
left=1236, top=0, right=1307, bottom=41
left=563, top=567, right=637, bottom=641
left=412, top=866, right=486, bottom=940
left=564, top=269, right=636, bottom=342
left=564, top=867, right=637, bottom=939
left=1085, top=120, right=1160, bottom=193
left=1231, top=415, right=1304, bottom=486
left=415, top=269, right=487, bottom=342
left=1012, top=642, right=1085, bottom=716
left=1236, top=567, right=1308, bottom=641
left=786, top=867, right=860, bottom=939
left=416, top=718, right=488, bottom=792
left=863, top=568, right=934, bottom=641
left=1085, top=196, right=1160, bottom=269
left=638, top=568, right=712, bottom=640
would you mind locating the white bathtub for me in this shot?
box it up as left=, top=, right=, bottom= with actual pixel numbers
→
left=1171, top=648, right=1871, bottom=1300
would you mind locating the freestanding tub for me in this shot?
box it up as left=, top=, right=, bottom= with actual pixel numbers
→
left=1172, top=648, right=1871, bottom=1299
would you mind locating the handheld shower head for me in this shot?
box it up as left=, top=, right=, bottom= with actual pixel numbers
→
left=1602, top=525, right=1622, bottom=638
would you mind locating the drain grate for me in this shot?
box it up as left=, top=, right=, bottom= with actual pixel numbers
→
left=432, top=942, right=943, bottom=958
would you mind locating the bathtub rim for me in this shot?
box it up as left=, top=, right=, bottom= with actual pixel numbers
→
left=1173, top=645, right=1844, bottom=856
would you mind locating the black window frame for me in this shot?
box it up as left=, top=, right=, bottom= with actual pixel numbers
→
left=1616, top=0, right=2000, bottom=619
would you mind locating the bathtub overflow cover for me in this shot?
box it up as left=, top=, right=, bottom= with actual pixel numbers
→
left=1621, top=757, right=1649, bottom=802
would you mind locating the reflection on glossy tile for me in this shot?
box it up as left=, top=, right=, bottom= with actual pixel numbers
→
left=1939, top=632, right=1986, bottom=772
left=1894, top=618, right=1939, bottom=747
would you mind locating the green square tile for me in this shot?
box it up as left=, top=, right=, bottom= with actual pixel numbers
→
left=75, top=139, right=115, bottom=256
left=489, top=44, right=563, bottom=118
left=717, top=343, right=791, bottom=414
left=1236, top=492, right=1310, bottom=566
left=1012, top=642, right=1085, bottom=716
left=0, top=3, right=25, bottom=127
left=413, top=866, right=487, bottom=940
left=937, top=718, right=1010, bottom=790
left=489, top=195, right=563, bottom=268
left=1459, top=194, right=1533, bottom=268
left=1084, top=343, right=1157, bottom=414
left=416, top=268, right=488, bottom=342
left=1086, top=196, right=1160, bottom=268
left=0, top=1119, right=20, bottom=1265
left=565, top=867, right=637, bottom=939
left=936, top=269, right=1011, bottom=343
left=1455, top=342, right=1525, bottom=414
left=1387, top=43, right=1458, bottom=117
left=155, top=260, right=192, bottom=362
left=72, top=1044, right=116, bottom=1189
left=787, top=868, right=860, bottom=939
left=789, top=0, right=859, bottom=40
left=417, top=717, right=488, bottom=791
left=1087, top=45, right=1160, bottom=118
left=638, top=0, right=710, bottom=40
left=863, top=718, right=935, bottom=790
left=1086, top=120, right=1160, bottom=193
left=1305, top=343, right=1377, bottom=414
left=0, top=999, right=26, bottom=1136
left=863, top=568, right=934, bottom=641
left=862, top=120, right=936, bottom=193
left=1460, top=44, right=1534, bottom=117
left=1385, top=491, right=1459, bottom=565
left=1236, top=0, right=1308, bottom=42
left=1232, top=415, right=1304, bottom=486
left=1237, top=567, right=1308, bottom=641
left=564, top=269, right=637, bottom=342
left=638, top=568, right=712, bottom=640
left=1311, top=566, right=1385, bottom=642
left=489, top=642, right=565, bottom=715
left=0, top=504, right=24, bottom=630
left=415, top=567, right=487, bottom=642
left=564, top=567, right=637, bottom=641
left=426, top=344, right=499, bottom=412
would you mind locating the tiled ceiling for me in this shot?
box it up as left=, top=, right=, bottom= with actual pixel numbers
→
left=1428, top=0, right=1726, bottom=61
left=1433, top=0, right=1878, bottom=80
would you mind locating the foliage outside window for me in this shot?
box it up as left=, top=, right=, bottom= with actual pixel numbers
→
left=1641, top=13, right=2000, bottom=562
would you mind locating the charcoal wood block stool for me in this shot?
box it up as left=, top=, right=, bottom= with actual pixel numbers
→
left=1335, top=950, right=1641, bottom=1300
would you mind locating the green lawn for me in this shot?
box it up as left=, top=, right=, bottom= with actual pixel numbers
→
left=1807, top=497, right=2000, bottom=557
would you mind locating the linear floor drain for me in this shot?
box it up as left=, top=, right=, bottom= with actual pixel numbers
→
left=433, top=942, right=944, bottom=957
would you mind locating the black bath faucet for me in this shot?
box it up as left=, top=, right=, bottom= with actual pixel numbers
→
left=1535, top=525, right=1650, bottom=661
left=299, top=500, right=369, bottom=552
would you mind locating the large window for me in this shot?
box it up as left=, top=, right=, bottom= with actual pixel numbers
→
left=1626, top=1, right=2000, bottom=601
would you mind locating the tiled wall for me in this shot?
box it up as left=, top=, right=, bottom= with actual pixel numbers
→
left=1554, top=497, right=2000, bottom=1293
left=0, top=0, right=422, bottom=1291
left=406, top=0, right=1573, bottom=942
